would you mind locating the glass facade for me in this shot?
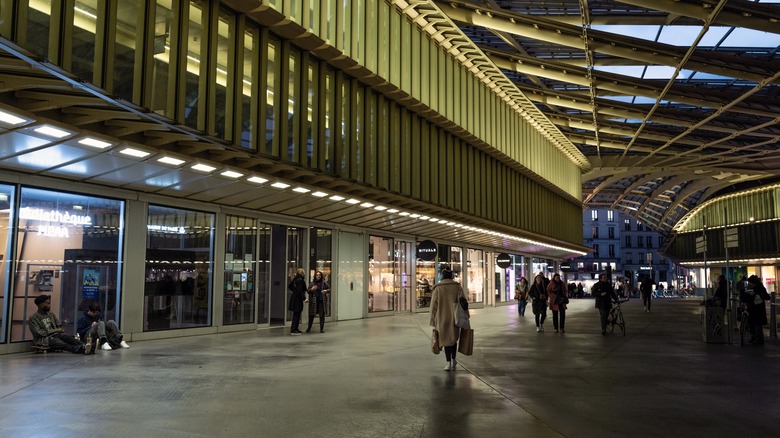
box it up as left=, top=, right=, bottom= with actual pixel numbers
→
left=309, top=228, right=332, bottom=317
left=466, top=249, right=484, bottom=304
left=11, top=188, right=124, bottom=342
left=224, top=216, right=257, bottom=325
left=0, top=185, right=15, bottom=343
left=368, top=236, right=394, bottom=313
left=144, top=205, right=214, bottom=331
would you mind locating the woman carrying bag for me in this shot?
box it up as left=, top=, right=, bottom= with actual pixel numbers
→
left=515, top=277, right=529, bottom=317
left=547, top=273, right=568, bottom=333
left=430, top=268, right=467, bottom=371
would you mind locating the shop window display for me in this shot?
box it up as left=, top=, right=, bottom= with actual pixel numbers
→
left=145, top=205, right=214, bottom=331
left=10, top=188, right=124, bottom=342
left=466, top=248, right=484, bottom=304
left=368, top=236, right=394, bottom=313
left=224, top=216, right=258, bottom=325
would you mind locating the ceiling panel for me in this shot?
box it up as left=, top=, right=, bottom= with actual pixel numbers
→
left=0, top=144, right=96, bottom=172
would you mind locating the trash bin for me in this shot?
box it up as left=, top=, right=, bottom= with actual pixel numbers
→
left=702, top=306, right=725, bottom=343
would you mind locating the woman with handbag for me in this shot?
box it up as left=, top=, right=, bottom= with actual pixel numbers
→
left=546, top=273, right=568, bottom=333
left=430, top=268, right=467, bottom=371
left=529, top=274, right=548, bottom=333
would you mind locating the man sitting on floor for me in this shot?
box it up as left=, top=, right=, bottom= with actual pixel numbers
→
left=77, top=304, right=130, bottom=351
left=28, top=295, right=89, bottom=354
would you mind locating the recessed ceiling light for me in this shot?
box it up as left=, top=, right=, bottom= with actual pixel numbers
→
left=247, top=176, right=268, bottom=184
left=399, top=211, right=410, bottom=216
left=120, top=147, right=150, bottom=158
left=221, top=170, right=244, bottom=179
left=329, top=195, right=345, bottom=201
left=346, top=199, right=361, bottom=205
left=34, top=125, right=71, bottom=139
left=374, top=206, right=387, bottom=211
left=360, top=202, right=374, bottom=208
left=0, top=109, right=26, bottom=125
left=410, top=214, right=420, bottom=218
left=271, top=182, right=290, bottom=189
left=387, top=209, right=399, bottom=213
left=78, top=137, right=112, bottom=149
left=428, top=218, right=440, bottom=222
left=192, top=163, right=216, bottom=172
left=419, top=215, right=430, bottom=220
left=311, top=191, right=328, bottom=197
left=293, top=187, right=311, bottom=193
left=158, top=156, right=185, bottom=166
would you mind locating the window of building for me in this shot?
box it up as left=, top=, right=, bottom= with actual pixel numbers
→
left=11, top=188, right=125, bottom=342
left=607, top=210, right=614, bottom=222
left=369, top=235, right=394, bottom=313
left=145, top=205, right=214, bottom=331
left=637, top=221, right=644, bottom=231
left=183, top=0, right=207, bottom=130
left=638, top=237, right=644, bottom=248
left=593, top=244, right=599, bottom=256
left=624, top=219, right=631, bottom=231
left=639, top=252, right=645, bottom=264
left=591, top=209, right=598, bottom=221
left=592, top=263, right=598, bottom=272
left=466, top=249, right=484, bottom=304
left=224, top=215, right=257, bottom=325
left=658, top=236, right=664, bottom=247
left=646, top=253, right=653, bottom=264
left=625, top=236, right=632, bottom=247
left=626, top=252, right=633, bottom=264
left=0, top=184, right=13, bottom=343
left=609, top=244, right=615, bottom=257
left=591, top=226, right=599, bottom=239
left=646, top=236, right=653, bottom=248
left=608, top=227, right=615, bottom=239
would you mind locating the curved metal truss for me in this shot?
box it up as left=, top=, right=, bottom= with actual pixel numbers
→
left=429, top=0, right=780, bottom=235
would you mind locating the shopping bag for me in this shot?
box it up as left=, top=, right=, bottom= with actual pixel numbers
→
left=431, top=328, right=441, bottom=354
left=457, top=328, right=474, bottom=356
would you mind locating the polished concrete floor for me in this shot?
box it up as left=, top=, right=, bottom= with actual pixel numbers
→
left=0, top=298, right=778, bottom=438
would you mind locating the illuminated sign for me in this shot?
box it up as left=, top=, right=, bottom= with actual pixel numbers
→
left=496, top=253, right=511, bottom=269
left=640, top=266, right=653, bottom=270
left=147, top=224, right=187, bottom=234
left=20, top=207, right=93, bottom=238
left=416, top=240, right=437, bottom=261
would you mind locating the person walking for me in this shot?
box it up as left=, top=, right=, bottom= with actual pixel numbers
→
left=546, top=273, right=567, bottom=333
left=640, top=277, right=656, bottom=312
left=742, top=275, right=771, bottom=345
left=430, top=268, right=467, bottom=371
left=515, top=277, right=529, bottom=317
left=287, top=268, right=307, bottom=335
left=529, top=274, right=548, bottom=333
left=713, top=275, right=728, bottom=309
left=306, top=271, right=330, bottom=333
left=592, top=274, right=617, bottom=335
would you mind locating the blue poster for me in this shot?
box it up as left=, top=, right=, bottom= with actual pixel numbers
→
left=82, top=269, right=100, bottom=299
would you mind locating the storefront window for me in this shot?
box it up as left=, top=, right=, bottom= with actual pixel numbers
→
left=224, top=216, right=256, bottom=325
left=505, top=254, right=524, bottom=302
left=144, top=205, right=213, bottom=331
left=415, top=240, right=436, bottom=309
left=309, top=228, right=332, bottom=316
left=368, top=236, right=394, bottom=313
left=466, top=249, right=484, bottom=304
left=0, top=185, right=16, bottom=343
left=438, top=244, right=463, bottom=282
left=256, top=223, right=271, bottom=324
left=11, top=188, right=124, bottom=342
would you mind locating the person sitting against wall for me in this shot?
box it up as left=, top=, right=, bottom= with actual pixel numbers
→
left=28, top=295, right=89, bottom=354
left=77, top=304, right=130, bottom=351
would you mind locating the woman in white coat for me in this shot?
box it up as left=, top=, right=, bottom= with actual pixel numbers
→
left=430, top=268, right=467, bottom=371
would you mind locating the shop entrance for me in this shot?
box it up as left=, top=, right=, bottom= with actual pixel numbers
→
left=394, top=240, right=414, bottom=313
left=269, top=225, right=307, bottom=326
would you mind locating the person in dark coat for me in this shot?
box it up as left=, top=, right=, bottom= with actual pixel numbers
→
left=287, top=268, right=307, bottom=335
left=592, top=273, right=617, bottom=335
left=742, top=275, right=771, bottom=345
left=306, top=271, right=330, bottom=333
left=529, top=274, right=548, bottom=333
left=640, top=277, right=656, bottom=312
left=713, top=275, right=728, bottom=309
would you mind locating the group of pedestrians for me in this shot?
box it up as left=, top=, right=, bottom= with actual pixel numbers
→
left=28, top=295, right=129, bottom=354
left=288, top=269, right=330, bottom=335
left=519, top=273, right=569, bottom=333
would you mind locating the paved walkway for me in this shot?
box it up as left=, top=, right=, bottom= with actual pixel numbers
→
left=0, top=298, right=778, bottom=437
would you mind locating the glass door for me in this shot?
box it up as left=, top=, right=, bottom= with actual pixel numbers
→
left=395, top=241, right=414, bottom=313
